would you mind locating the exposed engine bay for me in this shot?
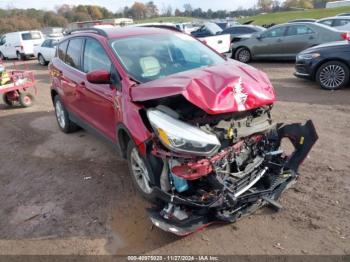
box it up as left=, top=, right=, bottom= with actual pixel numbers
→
left=140, top=96, right=318, bottom=236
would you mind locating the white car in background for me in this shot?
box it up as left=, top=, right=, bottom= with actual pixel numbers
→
left=317, top=16, right=350, bottom=31
left=0, top=31, right=44, bottom=60
left=34, top=38, right=61, bottom=66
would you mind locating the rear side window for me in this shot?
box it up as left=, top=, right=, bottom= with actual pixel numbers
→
left=66, top=38, right=84, bottom=70
left=286, top=25, right=314, bottom=36
left=83, top=38, right=111, bottom=73
left=334, top=19, right=350, bottom=26
left=57, top=40, right=68, bottom=61
left=21, top=32, right=42, bottom=40
left=319, top=19, right=333, bottom=26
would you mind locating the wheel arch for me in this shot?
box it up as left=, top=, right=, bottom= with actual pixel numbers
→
left=116, top=123, right=134, bottom=159
left=51, top=89, right=58, bottom=104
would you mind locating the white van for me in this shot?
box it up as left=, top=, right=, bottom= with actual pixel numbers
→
left=0, top=31, right=44, bottom=60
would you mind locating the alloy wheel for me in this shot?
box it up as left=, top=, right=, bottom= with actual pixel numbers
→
left=319, top=64, right=346, bottom=89
left=55, top=100, right=66, bottom=129
left=130, top=147, right=153, bottom=194
left=237, top=49, right=250, bottom=63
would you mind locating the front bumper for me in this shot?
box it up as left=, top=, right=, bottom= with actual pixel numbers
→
left=148, top=173, right=297, bottom=236
left=294, top=57, right=323, bottom=80
left=148, top=120, right=318, bottom=236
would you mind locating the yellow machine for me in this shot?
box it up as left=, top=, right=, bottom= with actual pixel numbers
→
left=0, top=64, right=10, bottom=86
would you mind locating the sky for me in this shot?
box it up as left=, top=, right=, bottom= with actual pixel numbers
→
left=0, top=0, right=259, bottom=12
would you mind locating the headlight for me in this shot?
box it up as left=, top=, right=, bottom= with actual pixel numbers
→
left=147, top=109, right=221, bottom=156
left=297, top=53, right=320, bottom=60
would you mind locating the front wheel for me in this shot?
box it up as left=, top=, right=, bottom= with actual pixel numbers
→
left=2, top=92, right=15, bottom=106
left=235, top=47, right=251, bottom=63
left=53, top=96, right=79, bottom=133
left=38, top=54, right=48, bottom=66
left=316, top=61, right=349, bottom=90
left=127, top=142, right=158, bottom=202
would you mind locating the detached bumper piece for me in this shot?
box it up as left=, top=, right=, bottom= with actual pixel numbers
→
left=148, top=121, right=318, bottom=236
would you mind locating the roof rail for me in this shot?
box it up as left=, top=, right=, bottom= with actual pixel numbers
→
left=67, top=28, right=108, bottom=37
left=138, top=24, right=182, bottom=32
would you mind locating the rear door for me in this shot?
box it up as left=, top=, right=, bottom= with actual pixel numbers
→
left=57, top=38, right=86, bottom=119
left=253, top=26, right=287, bottom=58
left=283, top=25, right=318, bottom=57
left=79, top=37, right=116, bottom=140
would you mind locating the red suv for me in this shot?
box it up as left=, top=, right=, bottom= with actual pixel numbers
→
left=50, top=27, right=317, bottom=236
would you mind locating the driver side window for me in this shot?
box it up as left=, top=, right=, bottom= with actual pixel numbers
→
left=83, top=38, right=112, bottom=73
left=0, top=36, right=6, bottom=46
left=262, top=27, right=286, bottom=38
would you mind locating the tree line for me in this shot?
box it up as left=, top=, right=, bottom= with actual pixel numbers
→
left=0, top=0, right=340, bottom=34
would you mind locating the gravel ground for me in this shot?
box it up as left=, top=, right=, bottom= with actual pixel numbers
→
left=0, top=60, right=349, bottom=255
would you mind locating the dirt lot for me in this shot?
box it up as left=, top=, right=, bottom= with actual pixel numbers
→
left=0, top=60, right=349, bottom=255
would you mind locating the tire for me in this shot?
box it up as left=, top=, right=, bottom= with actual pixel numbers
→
left=0, top=52, right=6, bottom=60
left=16, top=52, right=25, bottom=61
left=126, top=141, right=158, bottom=203
left=2, top=92, right=15, bottom=106
left=38, top=54, right=48, bottom=66
left=19, top=92, right=34, bottom=107
left=316, top=61, right=349, bottom=90
left=53, top=96, right=79, bottom=133
left=235, top=47, right=251, bottom=63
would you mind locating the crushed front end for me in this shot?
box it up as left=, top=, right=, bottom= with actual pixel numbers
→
left=141, top=102, right=317, bottom=236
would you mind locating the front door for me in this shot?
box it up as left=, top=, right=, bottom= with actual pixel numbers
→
left=79, top=37, right=117, bottom=141
left=253, top=26, right=287, bottom=58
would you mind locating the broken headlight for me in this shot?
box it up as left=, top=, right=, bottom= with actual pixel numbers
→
left=147, top=109, right=221, bottom=156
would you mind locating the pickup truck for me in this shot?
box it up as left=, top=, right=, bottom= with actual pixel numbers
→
left=191, top=22, right=231, bottom=54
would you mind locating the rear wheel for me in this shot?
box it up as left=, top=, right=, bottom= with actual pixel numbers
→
left=53, top=96, right=79, bottom=133
left=316, top=61, right=349, bottom=90
left=2, top=92, right=15, bottom=106
left=235, top=47, right=251, bottom=63
left=19, top=92, right=34, bottom=107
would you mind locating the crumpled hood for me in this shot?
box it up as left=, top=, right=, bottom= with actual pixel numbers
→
left=131, top=61, right=276, bottom=114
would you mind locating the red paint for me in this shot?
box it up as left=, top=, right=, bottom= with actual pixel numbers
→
left=131, top=62, right=275, bottom=114
left=86, top=70, right=111, bottom=84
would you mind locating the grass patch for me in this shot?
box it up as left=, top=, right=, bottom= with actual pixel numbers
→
left=238, top=6, right=350, bottom=25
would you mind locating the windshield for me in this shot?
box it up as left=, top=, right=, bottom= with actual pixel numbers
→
left=111, top=33, right=225, bottom=83
left=21, top=32, right=42, bottom=40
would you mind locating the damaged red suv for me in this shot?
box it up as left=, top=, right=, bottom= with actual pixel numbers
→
left=50, top=27, right=317, bottom=236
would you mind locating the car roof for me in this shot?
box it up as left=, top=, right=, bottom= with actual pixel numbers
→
left=71, top=26, right=174, bottom=39
left=268, top=21, right=341, bottom=32
left=318, top=16, right=350, bottom=21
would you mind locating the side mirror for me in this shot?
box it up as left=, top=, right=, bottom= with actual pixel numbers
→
left=256, top=34, right=262, bottom=40
left=86, top=70, right=111, bottom=84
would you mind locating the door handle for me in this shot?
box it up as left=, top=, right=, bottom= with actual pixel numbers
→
left=309, top=36, right=314, bottom=40
left=277, top=38, right=282, bottom=42
left=78, top=81, right=86, bottom=88
left=218, top=40, right=223, bottom=44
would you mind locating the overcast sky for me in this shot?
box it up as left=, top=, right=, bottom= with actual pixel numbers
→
left=0, top=0, right=260, bottom=12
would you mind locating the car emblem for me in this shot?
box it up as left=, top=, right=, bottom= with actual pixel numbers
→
left=233, top=77, right=248, bottom=111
